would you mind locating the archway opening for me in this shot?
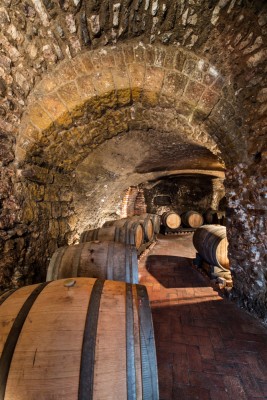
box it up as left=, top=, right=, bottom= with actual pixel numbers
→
left=13, top=43, right=243, bottom=297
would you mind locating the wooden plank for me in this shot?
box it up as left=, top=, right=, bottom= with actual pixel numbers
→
left=0, top=285, right=39, bottom=357
left=132, top=285, right=143, bottom=399
left=5, top=376, right=78, bottom=400
left=0, top=283, right=50, bottom=400
left=0, top=289, right=18, bottom=306
left=5, top=278, right=95, bottom=400
left=46, top=246, right=67, bottom=281
left=126, top=283, right=136, bottom=400
left=217, top=237, right=229, bottom=269
left=78, top=279, right=104, bottom=400
left=93, top=280, right=127, bottom=400
left=136, top=284, right=159, bottom=400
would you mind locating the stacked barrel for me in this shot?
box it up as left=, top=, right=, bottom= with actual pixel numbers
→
left=192, top=224, right=231, bottom=288
left=47, top=241, right=139, bottom=283
left=181, top=211, right=204, bottom=228
left=161, top=210, right=204, bottom=232
left=193, top=225, right=229, bottom=270
left=46, top=213, right=161, bottom=285
left=161, top=211, right=181, bottom=230
left=0, top=213, right=161, bottom=399
left=160, top=209, right=226, bottom=232
left=80, top=221, right=144, bottom=250
left=80, top=213, right=161, bottom=252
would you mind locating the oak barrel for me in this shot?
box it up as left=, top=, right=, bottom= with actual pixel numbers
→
left=161, top=211, right=181, bottom=230
left=181, top=211, right=203, bottom=228
left=80, top=226, right=120, bottom=243
left=130, top=214, right=154, bottom=242
left=103, top=218, right=145, bottom=247
left=80, top=226, right=135, bottom=246
left=0, top=278, right=159, bottom=400
left=193, top=225, right=229, bottom=269
left=149, top=214, right=161, bottom=234
left=46, top=241, right=138, bottom=284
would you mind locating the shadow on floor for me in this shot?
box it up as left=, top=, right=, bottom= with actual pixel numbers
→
left=145, top=255, right=209, bottom=288
left=152, top=300, right=267, bottom=400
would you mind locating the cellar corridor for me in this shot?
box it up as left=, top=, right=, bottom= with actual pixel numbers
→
left=139, top=235, right=267, bottom=400
left=0, top=0, right=266, bottom=398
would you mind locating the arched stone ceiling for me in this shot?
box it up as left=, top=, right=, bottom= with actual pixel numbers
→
left=73, top=128, right=225, bottom=230
left=1, top=0, right=266, bottom=163
left=16, top=43, right=245, bottom=170
left=0, top=0, right=265, bottom=318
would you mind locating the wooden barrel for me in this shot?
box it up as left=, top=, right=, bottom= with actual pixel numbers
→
left=161, top=211, right=181, bottom=230
left=130, top=214, right=154, bottom=242
left=80, top=225, right=120, bottom=243
left=103, top=219, right=144, bottom=248
left=193, top=225, right=229, bottom=269
left=149, top=214, right=161, bottom=234
left=181, top=211, right=203, bottom=228
left=46, top=241, right=138, bottom=284
left=0, top=278, right=159, bottom=400
left=80, top=226, right=136, bottom=248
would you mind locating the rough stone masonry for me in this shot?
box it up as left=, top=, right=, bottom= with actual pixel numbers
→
left=0, top=0, right=266, bottom=320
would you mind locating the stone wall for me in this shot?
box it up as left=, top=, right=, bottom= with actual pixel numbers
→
left=0, top=0, right=266, bottom=320
left=143, top=175, right=224, bottom=215
left=13, top=42, right=232, bottom=288
left=226, top=160, right=267, bottom=320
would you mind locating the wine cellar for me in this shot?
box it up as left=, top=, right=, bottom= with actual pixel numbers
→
left=0, top=0, right=267, bottom=399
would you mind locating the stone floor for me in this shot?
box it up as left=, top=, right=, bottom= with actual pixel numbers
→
left=139, top=234, right=267, bottom=400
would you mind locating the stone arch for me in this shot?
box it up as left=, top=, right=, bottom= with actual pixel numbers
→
left=0, top=1, right=265, bottom=319
left=13, top=42, right=245, bottom=283
left=16, top=43, right=245, bottom=170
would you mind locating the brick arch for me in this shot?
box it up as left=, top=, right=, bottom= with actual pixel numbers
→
left=16, top=43, right=245, bottom=169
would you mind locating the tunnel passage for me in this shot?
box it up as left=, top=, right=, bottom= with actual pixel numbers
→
left=0, top=7, right=266, bottom=398
left=0, top=0, right=266, bottom=324
left=0, top=23, right=264, bottom=320
left=12, top=43, right=238, bottom=285
left=73, top=129, right=226, bottom=233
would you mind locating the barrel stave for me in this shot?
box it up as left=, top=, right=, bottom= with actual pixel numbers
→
left=193, top=225, right=229, bottom=269
left=46, top=242, right=139, bottom=284
left=182, top=211, right=203, bottom=228
left=102, top=219, right=144, bottom=248
left=0, top=278, right=159, bottom=400
left=161, top=211, right=181, bottom=230
left=150, top=214, right=161, bottom=234
left=80, top=226, right=120, bottom=243
left=129, top=215, right=154, bottom=242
